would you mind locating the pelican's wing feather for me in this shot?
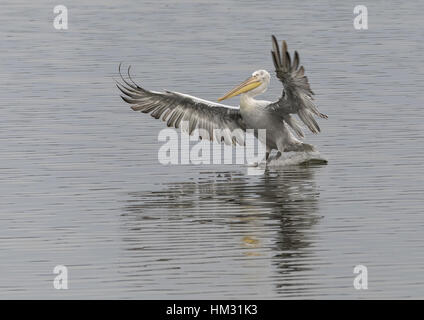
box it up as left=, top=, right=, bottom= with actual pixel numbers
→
left=117, top=65, right=246, bottom=145
left=269, top=35, right=327, bottom=134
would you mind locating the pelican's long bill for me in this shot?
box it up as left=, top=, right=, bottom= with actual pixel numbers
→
left=218, top=76, right=261, bottom=101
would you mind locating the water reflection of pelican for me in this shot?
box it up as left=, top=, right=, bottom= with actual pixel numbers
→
left=121, top=166, right=324, bottom=297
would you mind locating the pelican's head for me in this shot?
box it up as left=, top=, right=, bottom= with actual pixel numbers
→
left=218, top=70, right=270, bottom=101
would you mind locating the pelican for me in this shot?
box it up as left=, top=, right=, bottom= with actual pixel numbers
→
left=117, top=35, right=327, bottom=162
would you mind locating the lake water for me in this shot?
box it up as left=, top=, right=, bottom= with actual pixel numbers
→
left=1, top=0, right=424, bottom=299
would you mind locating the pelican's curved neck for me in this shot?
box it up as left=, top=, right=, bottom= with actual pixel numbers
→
left=240, top=92, right=258, bottom=109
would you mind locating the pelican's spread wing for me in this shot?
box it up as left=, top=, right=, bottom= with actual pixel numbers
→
left=269, top=36, right=327, bottom=135
left=117, top=66, right=246, bottom=145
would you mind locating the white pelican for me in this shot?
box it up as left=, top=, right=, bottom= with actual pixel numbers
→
left=117, top=35, right=327, bottom=162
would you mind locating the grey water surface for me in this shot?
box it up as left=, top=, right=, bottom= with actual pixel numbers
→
left=1, top=0, right=424, bottom=299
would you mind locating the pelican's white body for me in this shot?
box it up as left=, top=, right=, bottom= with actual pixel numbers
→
left=238, top=70, right=303, bottom=154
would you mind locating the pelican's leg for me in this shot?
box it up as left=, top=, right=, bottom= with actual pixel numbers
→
left=265, top=146, right=274, bottom=164
left=276, top=138, right=288, bottom=157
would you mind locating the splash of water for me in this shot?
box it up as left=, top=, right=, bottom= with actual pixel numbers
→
left=261, top=151, right=328, bottom=167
